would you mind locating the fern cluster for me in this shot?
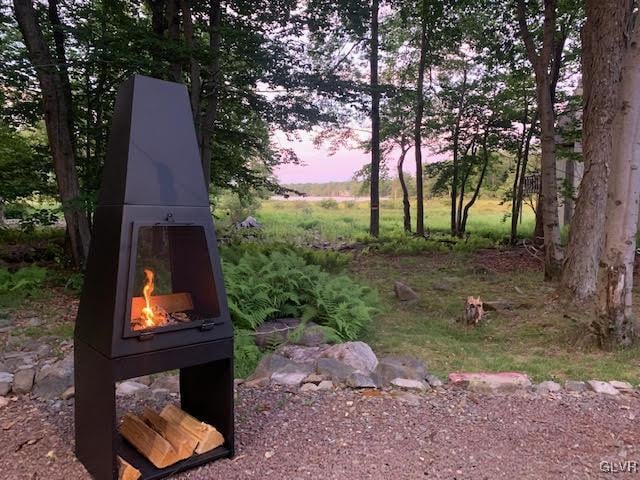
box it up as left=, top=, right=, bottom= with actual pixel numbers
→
left=222, top=248, right=377, bottom=341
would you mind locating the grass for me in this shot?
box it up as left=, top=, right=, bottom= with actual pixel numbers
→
left=355, top=252, right=640, bottom=384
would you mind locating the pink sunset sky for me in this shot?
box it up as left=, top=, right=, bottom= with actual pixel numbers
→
left=272, top=130, right=433, bottom=184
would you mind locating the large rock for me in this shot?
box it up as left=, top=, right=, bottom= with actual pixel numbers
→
left=391, top=378, right=428, bottom=392
left=321, top=342, right=378, bottom=373
left=13, top=367, right=35, bottom=394
left=425, top=374, right=443, bottom=388
left=609, top=380, right=634, bottom=392
left=345, top=372, right=377, bottom=389
left=316, top=358, right=356, bottom=383
left=247, top=354, right=293, bottom=382
left=255, top=319, right=327, bottom=348
left=375, top=356, right=427, bottom=385
left=149, top=374, right=179, bottom=393
left=587, top=380, right=619, bottom=396
left=535, top=381, right=562, bottom=393
left=117, top=381, right=149, bottom=397
left=2, top=352, right=37, bottom=373
left=394, top=281, right=418, bottom=302
left=33, top=354, right=73, bottom=400
left=0, top=372, right=13, bottom=396
left=449, top=372, right=532, bottom=392
left=564, top=380, right=588, bottom=393
left=277, top=345, right=329, bottom=364
left=270, top=363, right=314, bottom=386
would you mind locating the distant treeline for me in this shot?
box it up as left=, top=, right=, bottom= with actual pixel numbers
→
left=285, top=177, right=417, bottom=198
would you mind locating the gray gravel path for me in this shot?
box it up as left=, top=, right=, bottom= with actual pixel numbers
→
left=0, top=386, right=638, bottom=479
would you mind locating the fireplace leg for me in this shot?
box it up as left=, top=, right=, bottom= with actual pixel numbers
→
left=180, top=357, right=234, bottom=456
left=75, top=340, right=118, bottom=480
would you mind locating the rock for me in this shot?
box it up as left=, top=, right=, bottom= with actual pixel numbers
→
left=255, top=319, right=327, bottom=348
left=317, top=380, right=334, bottom=390
left=303, top=373, right=326, bottom=384
left=0, top=361, right=7, bottom=373
left=609, top=380, right=634, bottom=392
left=248, top=354, right=293, bottom=381
left=61, top=386, right=75, bottom=400
left=394, top=281, right=418, bottom=302
left=299, top=382, right=319, bottom=392
left=3, top=352, right=37, bottom=372
left=449, top=372, right=532, bottom=392
left=277, top=345, right=330, bottom=364
left=316, top=358, right=356, bottom=383
left=131, top=375, right=152, bottom=386
left=346, top=372, right=377, bottom=389
left=13, top=368, right=35, bottom=394
left=321, top=342, right=378, bottom=373
left=236, top=216, right=261, bottom=228
left=587, top=380, right=619, bottom=396
left=116, top=381, right=149, bottom=397
left=0, top=372, right=13, bottom=396
left=564, top=380, right=588, bottom=392
left=271, top=363, right=314, bottom=386
left=535, top=381, right=562, bottom=393
left=151, top=388, right=171, bottom=401
left=391, top=378, right=428, bottom=392
left=0, top=397, right=9, bottom=409
left=425, top=374, right=443, bottom=388
left=375, top=356, right=427, bottom=385
left=391, top=391, right=421, bottom=406
left=149, top=374, right=179, bottom=393
left=33, top=355, right=74, bottom=400
left=244, top=377, right=270, bottom=388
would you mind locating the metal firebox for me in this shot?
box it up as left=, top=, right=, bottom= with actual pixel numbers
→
left=74, top=75, right=234, bottom=480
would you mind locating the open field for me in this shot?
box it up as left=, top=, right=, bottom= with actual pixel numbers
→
left=256, top=197, right=537, bottom=243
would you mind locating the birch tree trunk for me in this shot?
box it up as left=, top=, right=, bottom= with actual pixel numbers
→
left=562, top=0, right=633, bottom=302
left=414, top=0, right=428, bottom=236
left=594, top=23, right=640, bottom=349
left=369, top=0, right=380, bottom=237
left=14, top=0, right=91, bottom=268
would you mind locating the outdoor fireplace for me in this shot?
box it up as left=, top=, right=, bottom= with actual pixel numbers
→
left=74, top=75, right=234, bottom=480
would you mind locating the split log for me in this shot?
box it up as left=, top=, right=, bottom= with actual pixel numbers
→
left=119, top=413, right=180, bottom=468
left=131, top=292, right=193, bottom=319
left=142, top=407, right=198, bottom=460
left=159, top=404, right=224, bottom=454
left=117, top=456, right=141, bottom=480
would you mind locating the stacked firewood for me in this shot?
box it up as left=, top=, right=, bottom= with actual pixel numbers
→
left=118, top=404, right=224, bottom=477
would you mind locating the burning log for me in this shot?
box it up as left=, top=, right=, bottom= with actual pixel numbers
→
left=117, top=456, right=141, bottom=480
left=160, top=404, right=224, bottom=454
left=119, top=413, right=181, bottom=468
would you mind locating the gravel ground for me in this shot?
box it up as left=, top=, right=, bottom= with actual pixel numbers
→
left=1, top=386, right=639, bottom=480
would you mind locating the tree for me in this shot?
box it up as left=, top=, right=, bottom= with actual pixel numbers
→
left=562, top=0, right=633, bottom=302
left=593, top=16, right=640, bottom=349
left=13, top=0, right=91, bottom=268
left=413, top=0, right=428, bottom=236
left=515, top=0, right=565, bottom=280
left=369, top=0, right=381, bottom=237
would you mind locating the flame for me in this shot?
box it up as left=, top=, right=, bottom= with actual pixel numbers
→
left=141, top=268, right=155, bottom=328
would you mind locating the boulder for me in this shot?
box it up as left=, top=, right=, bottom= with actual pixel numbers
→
left=0, top=372, right=13, bottom=396
left=609, top=380, right=634, bottom=392
left=587, top=380, right=619, bottom=396
left=33, top=355, right=73, bottom=400
left=391, top=378, right=428, bottom=392
left=116, top=381, right=149, bottom=397
left=317, top=380, right=334, bottom=391
left=247, top=354, right=293, bottom=382
left=303, top=373, right=326, bottom=384
left=3, top=352, right=37, bottom=372
left=13, top=367, right=35, bottom=394
left=300, top=382, right=319, bottom=392
left=375, top=356, right=427, bottom=385
left=346, top=372, right=377, bottom=389
left=278, top=345, right=329, bottom=364
left=425, top=374, right=443, bottom=388
left=271, top=363, right=314, bottom=386
left=564, top=380, right=588, bottom=393
left=149, top=374, right=179, bottom=393
left=535, top=381, right=562, bottom=393
left=394, top=281, right=418, bottom=302
left=449, top=372, right=532, bottom=393
left=321, top=342, right=378, bottom=373
left=316, top=358, right=356, bottom=383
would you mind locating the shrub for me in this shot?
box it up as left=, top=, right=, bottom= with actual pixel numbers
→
left=0, top=265, right=47, bottom=307
left=319, top=198, right=339, bottom=209
left=222, top=249, right=377, bottom=341
left=234, top=329, right=263, bottom=378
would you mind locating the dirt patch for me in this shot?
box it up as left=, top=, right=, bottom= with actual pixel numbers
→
left=1, top=387, right=637, bottom=479
left=472, top=247, right=543, bottom=273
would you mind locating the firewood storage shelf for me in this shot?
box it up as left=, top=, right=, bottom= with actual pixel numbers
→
left=75, top=338, right=234, bottom=480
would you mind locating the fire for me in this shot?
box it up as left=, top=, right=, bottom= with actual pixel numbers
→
left=141, top=268, right=156, bottom=327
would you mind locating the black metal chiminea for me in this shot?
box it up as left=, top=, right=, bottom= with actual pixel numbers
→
left=74, top=75, right=234, bottom=480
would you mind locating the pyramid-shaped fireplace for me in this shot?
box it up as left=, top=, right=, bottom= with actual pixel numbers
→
left=74, top=75, right=234, bottom=479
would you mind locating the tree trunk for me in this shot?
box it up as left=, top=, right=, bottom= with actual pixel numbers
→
left=511, top=111, right=536, bottom=243
left=369, top=0, right=380, bottom=237
left=167, top=0, right=182, bottom=82
left=14, top=0, right=91, bottom=268
left=562, top=0, right=633, bottom=302
left=397, top=144, right=411, bottom=232
left=200, top=0, right=222, bottom=190
left=414, top=0, right=428, bottom=236
left=450, top=67, right=468, bottom=236
left=516, top=0, right=563, bottom=280
left=461, top=134, right=490, bottom=234
left=181, top=0, right=201, bottom=137
left=593, top=23, right=640, bottom=349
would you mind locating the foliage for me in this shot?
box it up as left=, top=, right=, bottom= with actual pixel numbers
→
left=234, top=329, right=264, bottom=379
left=319, top=198, right=339, bottom=209
left=0, top=265, right=47, bottom=305
left=222, top=249, right=377, bottom=340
